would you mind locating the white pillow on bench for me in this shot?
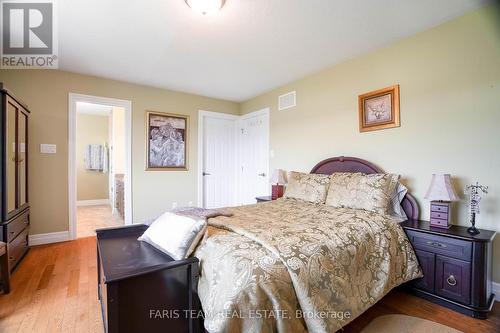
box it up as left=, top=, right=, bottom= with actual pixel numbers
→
left=138, top=212, right=207, bottom=260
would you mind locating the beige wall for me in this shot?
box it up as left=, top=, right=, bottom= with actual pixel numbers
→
left=241, top=4, right=500, bottom=282
left=76, top=114, right=109, bottom=201
left=0, top=4, right=498, bottom=282
left=0, top=69, right=239, bottom=235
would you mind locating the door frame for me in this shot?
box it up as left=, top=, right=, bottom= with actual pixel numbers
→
left=237, top=108, right=270, bottom=205
left=68, top=93, right=133, bottom=240
left=197, top=110, right=239, bottom=208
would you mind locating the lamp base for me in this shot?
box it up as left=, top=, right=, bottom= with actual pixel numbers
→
left=467, top=226, right=480, bottom=235
left=272, top=185, right=284, bottom=200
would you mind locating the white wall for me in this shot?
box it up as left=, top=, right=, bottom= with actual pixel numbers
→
left=112, top=107, right=126, bottom=174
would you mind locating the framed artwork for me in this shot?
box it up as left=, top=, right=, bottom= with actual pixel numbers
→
left=358, top=84, right=400, bottom=132
left=146, top=111, right=189, bottom=170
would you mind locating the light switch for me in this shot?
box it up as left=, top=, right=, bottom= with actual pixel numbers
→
left=40, top=144, right=57, bottom=154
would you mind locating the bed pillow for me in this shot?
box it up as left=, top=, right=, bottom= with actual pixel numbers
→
left=284, top=171, right=331, bottom=204
left=325, top=172, right=399, bottom=214
left=138, top=211, right=207, bottom=260
left=389, top=182, right=408, bottom=220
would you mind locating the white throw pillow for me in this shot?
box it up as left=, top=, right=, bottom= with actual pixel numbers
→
left=390, top=182, right=408, bottom=221
left=138, top=212, right=207, bottom=260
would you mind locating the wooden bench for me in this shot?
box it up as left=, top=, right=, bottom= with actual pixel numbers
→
left=96, top=224, right=203, bottom=333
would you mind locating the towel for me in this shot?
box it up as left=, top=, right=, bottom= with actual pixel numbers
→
left=85, top=144, right=108, bottom=172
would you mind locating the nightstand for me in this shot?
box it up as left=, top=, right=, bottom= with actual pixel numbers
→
left=255, top=196, right=272, bottom=203
left=400, top=220, right=496, bottom=319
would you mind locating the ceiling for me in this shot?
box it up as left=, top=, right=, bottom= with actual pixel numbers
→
left=76, top=102, right=113, bottom=115
left=59, top=0, right=488, bottom=102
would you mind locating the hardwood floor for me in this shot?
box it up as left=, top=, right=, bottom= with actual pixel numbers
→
left=342, top=291, right=500, bottom=333
left=0, top=237, right=102, bottom=333
left=0, top=237, right=498, bottom=333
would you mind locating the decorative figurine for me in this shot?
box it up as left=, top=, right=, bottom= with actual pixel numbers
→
left=464, top=182, right=488, bottom=235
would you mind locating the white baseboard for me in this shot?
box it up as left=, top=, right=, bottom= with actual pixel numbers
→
left=493, top=282, right=500, bottom=302
left=77, top=199, right=110, bottom=206
left=29, top=231, right=70, bottom=246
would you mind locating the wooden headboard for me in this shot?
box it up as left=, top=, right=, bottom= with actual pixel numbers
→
left=310, top=156, right=419, bottom=220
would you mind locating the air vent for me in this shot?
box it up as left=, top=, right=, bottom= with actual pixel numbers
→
left=278, top=91, right=296, bottom=111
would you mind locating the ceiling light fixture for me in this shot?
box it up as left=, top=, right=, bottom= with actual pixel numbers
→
left=185, top=0, right=226, bottom=15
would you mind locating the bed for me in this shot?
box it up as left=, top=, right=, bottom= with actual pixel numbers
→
left=194, top=156, right=423, bottom=333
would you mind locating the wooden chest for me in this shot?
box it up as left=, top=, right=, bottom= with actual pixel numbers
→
left=96, top=225, right=203, bottom=333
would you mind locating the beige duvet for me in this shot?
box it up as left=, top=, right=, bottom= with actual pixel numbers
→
left=194, top=198, right=422, bottom=333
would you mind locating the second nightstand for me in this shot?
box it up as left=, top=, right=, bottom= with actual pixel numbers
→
left=255, top=196, right=272, bottom=203
left=400, top=220, right=496, bottom=319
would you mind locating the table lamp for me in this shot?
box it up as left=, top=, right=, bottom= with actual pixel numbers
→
left=270, top=169, right=287, bottom=200
left=424, top=174, right=459, bottom=229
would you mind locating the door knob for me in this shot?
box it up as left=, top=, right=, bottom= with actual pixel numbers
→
left=258, top=173, right=266, bottom=177
left=202, top=172, right=211, bottom=176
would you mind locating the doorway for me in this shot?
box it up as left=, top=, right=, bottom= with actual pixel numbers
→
left=68, top=94, right=132, bottom=240
left=198, top=108, right=270, bottom=208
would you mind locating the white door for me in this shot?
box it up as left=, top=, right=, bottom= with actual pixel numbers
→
left=202, top=115, right=238, bottom=208
left=239, top=110, right=270, bottom=205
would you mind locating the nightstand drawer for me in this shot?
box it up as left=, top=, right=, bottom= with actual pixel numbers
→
left=406, top=230, right=472, bottom=261
left=430, top=204, right=449, bottom=213
left=430, top=212, right=448, bottom=220
left=435, top=255, right=471, bottom=305
left=429, top=218, right=448, bottom=228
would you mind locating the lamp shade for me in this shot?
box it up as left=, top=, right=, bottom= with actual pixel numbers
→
left=424, top=174, right=459, bottom=201
left=270, top=169, right=287, bottom=185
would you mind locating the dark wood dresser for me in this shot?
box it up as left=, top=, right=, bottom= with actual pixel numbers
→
left=401, top=220, right=496, bottom=318
left=97, top=225, right=203, bottom=333
left=0, top=84, right=30, bottom=276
